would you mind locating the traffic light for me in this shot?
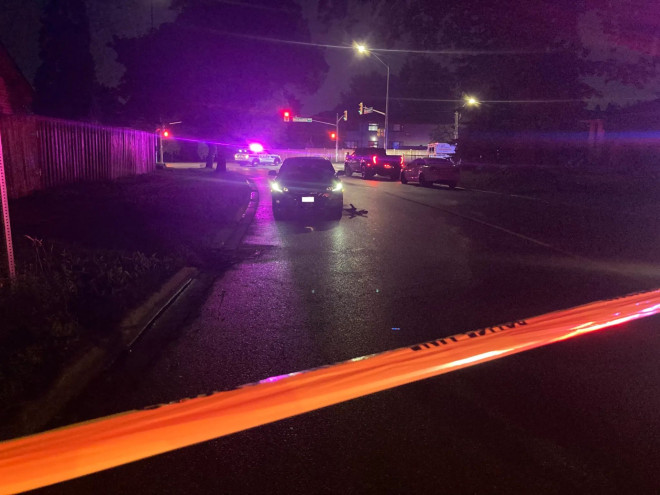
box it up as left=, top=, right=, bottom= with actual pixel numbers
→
left=343, top=110, right=348, bottom=121
left=162, top=130, right=170, bottom=138
left=283, top=110, right=291, bottom=122
left=359, top=102, right=363, bottom=115
left=330, top=132, right=336, bottom=140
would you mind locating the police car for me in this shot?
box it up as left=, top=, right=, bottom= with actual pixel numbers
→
left=234, top=146, right=282, bottom=167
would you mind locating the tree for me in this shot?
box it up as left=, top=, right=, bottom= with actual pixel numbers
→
left=113, top=0, right=328, bottom=144
left=586, top=0, right=658, bottom=87
left=34, top=0, right=95, bottom=120
left=396, top=56, right=457, bottom=124
left=319, top=0, right=597, bottom=163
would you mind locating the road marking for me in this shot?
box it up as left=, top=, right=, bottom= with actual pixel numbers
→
left=0, top=288, right=658, bottom=494
left=383, top=191, right=580, bottom=258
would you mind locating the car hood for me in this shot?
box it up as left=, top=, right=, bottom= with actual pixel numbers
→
left=277, top=176, right=337, bottom=191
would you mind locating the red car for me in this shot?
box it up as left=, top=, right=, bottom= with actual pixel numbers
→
left=400, top=157, right=460, bottom=188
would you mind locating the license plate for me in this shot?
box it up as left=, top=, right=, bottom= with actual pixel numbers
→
left=301, top=197, right=314, bottom=203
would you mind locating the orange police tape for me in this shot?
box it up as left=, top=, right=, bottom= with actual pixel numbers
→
left=1, top=288, right=659, bottom=494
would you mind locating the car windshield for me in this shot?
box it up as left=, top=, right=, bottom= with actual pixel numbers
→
left=278, top=158, right=335, bottom=180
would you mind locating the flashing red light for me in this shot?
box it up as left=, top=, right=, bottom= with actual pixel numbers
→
left=283, top=110, right=291, bottom=122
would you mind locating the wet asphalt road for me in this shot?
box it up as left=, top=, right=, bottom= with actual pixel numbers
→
left=35, top=163, right=660, bottom=494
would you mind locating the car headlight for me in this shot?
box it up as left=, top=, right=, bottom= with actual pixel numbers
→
left=271, top=182, right=283, bottom=193
left=327, top=181, right=343, bottom=192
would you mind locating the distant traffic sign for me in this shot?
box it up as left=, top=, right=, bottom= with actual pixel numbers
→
left=292, top=117, right=313, bottom=122
left=364, top=107, right=374, bottom=114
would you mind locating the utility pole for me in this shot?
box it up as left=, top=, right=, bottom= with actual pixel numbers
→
left=158, top=127, right=164, bottom=163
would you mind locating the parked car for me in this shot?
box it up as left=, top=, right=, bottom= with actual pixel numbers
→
left=234, top=148, right=282, bottom=167
left=344, top=148, right=403, bottom=181
left=269, top=157, right=345, bottom=220
left=401, top=157, right=460, bottom=188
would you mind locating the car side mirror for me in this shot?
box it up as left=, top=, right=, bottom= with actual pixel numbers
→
left=336, top=170, right=345, bottom=177
left=268, top=170, right=277, bottom=177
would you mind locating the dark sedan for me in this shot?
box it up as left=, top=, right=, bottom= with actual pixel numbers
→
left=268, top=157, right=344, bottom=220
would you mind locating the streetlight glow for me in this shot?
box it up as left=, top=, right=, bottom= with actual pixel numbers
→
left=355, top=43, right=368, bottom=54
left=455, top=95, right=481, bottom=140
left=465, top=96, right=480, bottom=106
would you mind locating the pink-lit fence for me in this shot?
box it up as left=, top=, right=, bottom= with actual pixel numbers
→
left=0, top=115, right=156, bottom=199
left=271, top=148, right=428, bottom=164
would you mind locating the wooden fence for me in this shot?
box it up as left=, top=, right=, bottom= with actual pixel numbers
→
left=0, top=115, right=156, bottom=199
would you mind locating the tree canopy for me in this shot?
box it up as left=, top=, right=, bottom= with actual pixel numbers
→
left=321, top=0, right=657, bottom=131
left=34, top=0, right=95, bottom=120
left=113, top=0, right=328, bottom=143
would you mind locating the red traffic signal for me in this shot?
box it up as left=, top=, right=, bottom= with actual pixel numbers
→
left=283, top=110, right=291, bottom=122
left=162, top=130, right=170, bottom=138
left=330, top=132, right=336, bottom=140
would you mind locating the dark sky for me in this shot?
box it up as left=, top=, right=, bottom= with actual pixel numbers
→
left=0, top=0, right=657, bottom=115
left=0, top=0, right=177, bottom=87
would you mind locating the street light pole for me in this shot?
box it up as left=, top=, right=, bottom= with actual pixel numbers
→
left=371, top=52, right=390, bottom=150
left=355, top=44, right=390, bottom=150
left=384, top=63, right=390, bottom=150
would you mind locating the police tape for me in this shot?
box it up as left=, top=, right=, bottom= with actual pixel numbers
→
left=1, top=288, right=659, bottom=494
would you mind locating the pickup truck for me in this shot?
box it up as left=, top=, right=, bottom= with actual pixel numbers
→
left=344, top=148, right=403, bottom=181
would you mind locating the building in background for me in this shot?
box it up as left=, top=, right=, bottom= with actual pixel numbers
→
left=343, top=122, right=450, bottom=150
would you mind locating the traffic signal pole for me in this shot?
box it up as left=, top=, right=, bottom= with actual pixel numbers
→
left=335, top=113, right=339, bottom=163
left=289, top=112, right=347, bottom=164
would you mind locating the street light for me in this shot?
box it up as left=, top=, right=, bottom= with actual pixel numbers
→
left=454, top=96, right=480, bottom=140
left=465, top=96, right=480, bottom=107
left=354, top=43, right=390, bottom=150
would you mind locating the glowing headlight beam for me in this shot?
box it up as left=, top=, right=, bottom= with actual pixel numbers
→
left=329, top=182, right=343, bottom=192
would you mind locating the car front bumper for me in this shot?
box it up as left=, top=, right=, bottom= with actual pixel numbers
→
left=272, top=192, right=343, bottom=213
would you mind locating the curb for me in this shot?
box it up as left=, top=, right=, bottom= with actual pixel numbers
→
left=219, top=179, right=259, bottom=251
left=120, top=267, right=199, bottom=348
left=1, top=266, right=199, bottom=439
left=1, top=180, right=258, bottom=439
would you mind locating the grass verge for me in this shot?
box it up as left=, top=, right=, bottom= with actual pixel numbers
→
left=0, top=169, right=251, bottom=424
left=459, top=166, right=660, bottom=211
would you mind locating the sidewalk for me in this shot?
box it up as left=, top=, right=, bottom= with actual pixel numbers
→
left=1, top=167, right=256, bottom=438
